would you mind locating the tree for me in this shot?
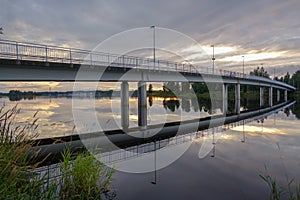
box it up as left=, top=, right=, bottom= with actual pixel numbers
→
left=291, top=70, right=300, bottom=88
left=283, top=72, right=291, bottom=84
left=249, top=66, right=270, bottom=78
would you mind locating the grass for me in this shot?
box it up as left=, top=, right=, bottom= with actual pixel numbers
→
left=0, top=105, right=115, bottom=199
left=260, top=174, right=300, bottom=200
left=59, top=149, right=115, bottom=200
left=260, top=143, right=300, bottom=200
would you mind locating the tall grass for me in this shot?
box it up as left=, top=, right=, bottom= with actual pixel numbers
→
left=0, top=105, right=115, bottom=199
left=59, top=149, right=115, bottom=200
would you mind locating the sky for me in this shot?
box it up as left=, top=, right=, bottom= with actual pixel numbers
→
left=0, top=0, right=300, bottom=92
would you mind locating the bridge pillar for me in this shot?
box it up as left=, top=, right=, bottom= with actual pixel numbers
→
left=269, top=87, right=273, bottom=107
left=222, top=83, right=228, bottom=114
left=284, top=90, right=288, bottom=102
left=260, top=87, right=264, bottom=107
left=138, top=81, right=147, bottom=129
left=235, top=83, right=240, bottom=114
left=277, top=90, right=280, bottom=102
left=121, top=81, right=129, bottom=130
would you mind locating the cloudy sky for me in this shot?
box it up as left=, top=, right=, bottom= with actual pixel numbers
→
left=1, top=0, right=300, bottom=92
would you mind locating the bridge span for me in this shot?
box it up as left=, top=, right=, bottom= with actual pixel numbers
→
left=0, top=39, right=296, bottom=129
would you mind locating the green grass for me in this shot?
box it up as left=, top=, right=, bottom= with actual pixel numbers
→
left=0, top=105, right=115, bottom=199
left=59, top=149, right=115, bottom=200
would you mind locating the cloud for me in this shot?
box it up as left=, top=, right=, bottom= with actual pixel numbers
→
left=1, top=0, right=300, bottom=91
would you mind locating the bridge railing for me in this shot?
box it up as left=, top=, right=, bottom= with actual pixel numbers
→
left=0, top=39, right=295, bottom=90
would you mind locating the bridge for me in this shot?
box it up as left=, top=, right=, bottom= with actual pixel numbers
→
left=0, top=39, right=296, bottom=130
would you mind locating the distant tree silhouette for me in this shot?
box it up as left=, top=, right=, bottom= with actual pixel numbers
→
left=249, top=66, right=270, bottom=78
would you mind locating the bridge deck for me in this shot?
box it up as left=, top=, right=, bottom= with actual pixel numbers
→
left=0, top=39, right=296, bottom=91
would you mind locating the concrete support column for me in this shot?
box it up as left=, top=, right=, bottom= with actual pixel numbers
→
left=284, top=90, right=288, bottom=102
left=260, top=86, right=264, bottom=107
left=235, top=83, right=240, bottom=114
left=138, top=81, right=147, bottom=129
left=222, top=83, right=228, bottom=114
left=121, top=81, right=129, bottom=130
left=277, top=90, right=280, bottom=102
left=269, top=87, right=273, bottom=107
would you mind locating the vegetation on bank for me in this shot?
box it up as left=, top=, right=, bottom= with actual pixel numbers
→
left=260, top=173, right=300, bottom=200
left=0, top=105, right=114, bottom=200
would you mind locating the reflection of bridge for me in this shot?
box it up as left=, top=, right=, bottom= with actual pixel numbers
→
left=31, top=100, right=295, bottom=166
left=32, top=100, right=295, bottom=182
left=0, top=39, right=296, bottom=130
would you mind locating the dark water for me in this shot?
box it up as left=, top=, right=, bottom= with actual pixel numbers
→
left=112, top=106, right=300, bottom=199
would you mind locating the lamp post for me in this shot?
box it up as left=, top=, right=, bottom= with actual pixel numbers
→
left=150, top=26, right=156, bottom=69
left=242, top=56, right=245, bottom=78
left=0, top=27, right=3, bottom=40
left=211, top=45, right=215, bottom=74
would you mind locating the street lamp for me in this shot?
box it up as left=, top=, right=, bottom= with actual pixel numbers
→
left=211, top=45, right=215, bottom=74
left=242, top=56, right=245, bottom=78
left=0, top=27, right=3, bottom=40
left=150, top=26, right=156, bottom=69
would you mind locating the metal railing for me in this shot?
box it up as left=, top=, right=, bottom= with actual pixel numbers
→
left=0, top=39, right=295, bottom=90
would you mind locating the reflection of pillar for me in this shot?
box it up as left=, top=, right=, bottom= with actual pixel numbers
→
left=269, top=86, right=273, bottom=107
left=277, top=89, right=280, bottom=102
left=222, top=83, right=228, bottom=114
left=138, top=81, right=147, bottom=129
left=284, top=90, right=288, bottom=102
left=121, top=81, right=129, bottom=130
left=235, top=83, right=240, bottom=114
left=260, top=86, right=264, bottom=107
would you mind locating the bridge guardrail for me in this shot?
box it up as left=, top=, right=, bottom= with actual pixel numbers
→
left=0, top=39, right=295, bottom=90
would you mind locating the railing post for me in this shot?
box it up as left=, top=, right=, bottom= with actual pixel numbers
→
left=175, top=63, right=177, bottom=71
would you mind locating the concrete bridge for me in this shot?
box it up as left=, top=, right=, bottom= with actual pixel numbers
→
left=0, top=39, right=296, bottom=130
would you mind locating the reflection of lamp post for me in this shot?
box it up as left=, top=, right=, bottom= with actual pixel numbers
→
left=241, top=120, right=245, bottom=143
left=150, top=26, right=156, bottom=69
left=151, top=141, right=157, bottom=185
left=211, top=45, right=215, bottom=74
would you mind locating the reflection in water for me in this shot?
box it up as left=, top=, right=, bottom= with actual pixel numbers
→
left=163, top=98, right=180, bottom=112
left=111, top=103, right=300, bottom=199
left=1, top=95, right=298, bottom=139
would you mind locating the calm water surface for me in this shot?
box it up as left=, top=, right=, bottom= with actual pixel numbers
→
left=1, top=96, right=299, bottom=199
left=112, top=107, right=300, bottom=199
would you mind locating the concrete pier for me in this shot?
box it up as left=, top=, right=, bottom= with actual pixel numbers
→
left=260, top=87, right=264, bottom=107
left=284, top=90, right=288, bottom=102
left=235, top=83, right=240, bottom=114
left=222, top=84, right=228, bottom=114
left=138, top=81, right=147, bottom=129
left=121, top=81, right=129, bottom=130
left=269, top=87, right=273, bottom=107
